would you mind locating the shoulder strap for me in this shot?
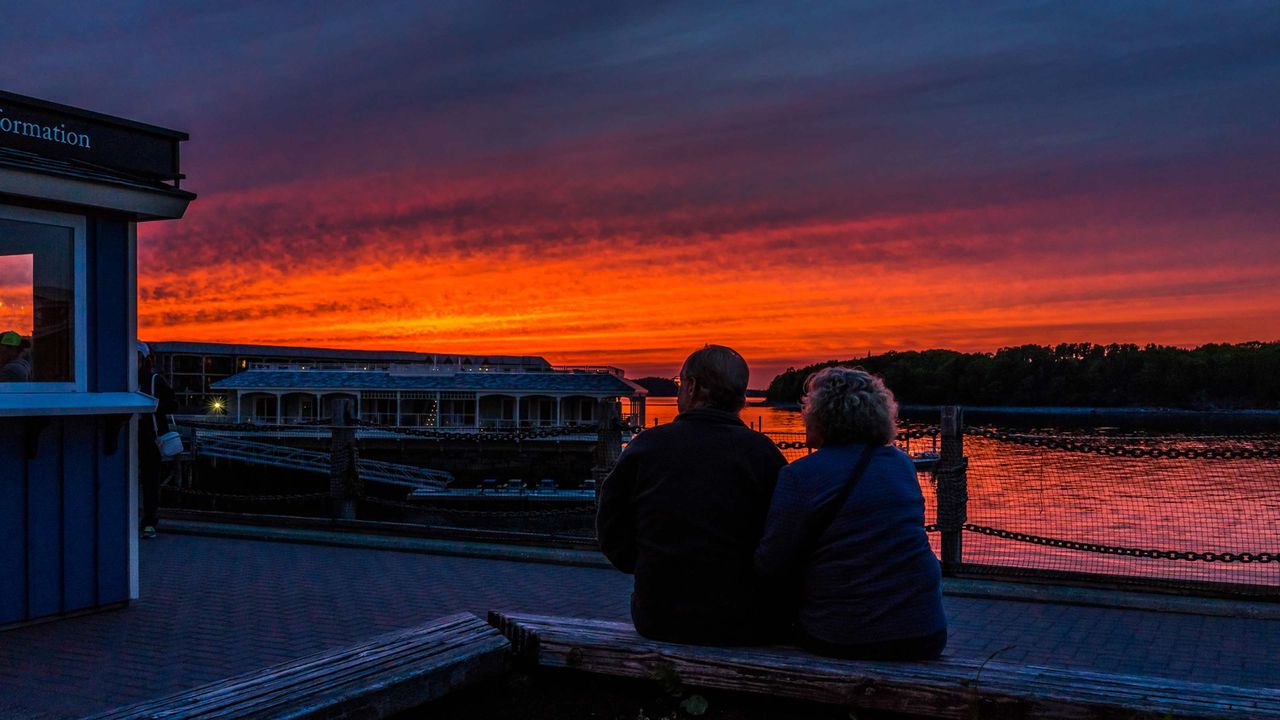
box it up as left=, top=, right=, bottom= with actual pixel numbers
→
left=807, top=444, right=877, bottom=551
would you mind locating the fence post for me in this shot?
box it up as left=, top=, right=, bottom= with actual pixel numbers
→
left=329, top=400, right=359, bottom=520
left=591, top=399, right=622, bottom=491
left=936, top=405, right=968, bottom=574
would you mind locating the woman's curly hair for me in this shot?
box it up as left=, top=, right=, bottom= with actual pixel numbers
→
left=801, top=366, right=898, bottom=446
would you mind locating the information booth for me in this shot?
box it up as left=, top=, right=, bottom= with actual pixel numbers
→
left=0, top=91, right=194, bottom=627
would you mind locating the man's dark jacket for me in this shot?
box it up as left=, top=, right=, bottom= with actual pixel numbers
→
left=596, top=407, right=788, bottom=643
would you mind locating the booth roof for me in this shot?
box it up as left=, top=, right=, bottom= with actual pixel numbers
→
left=0, top=147, right=195, bottom=200
left=212, top=369, right=644, bottom=395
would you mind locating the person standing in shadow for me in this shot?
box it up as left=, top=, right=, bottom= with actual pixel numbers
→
left=137, top=341, right=177, bottom=539
left=597, top=345, right=788, bottom=644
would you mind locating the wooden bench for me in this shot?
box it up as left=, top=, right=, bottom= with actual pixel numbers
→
left=89, top=612, right=509, bottom=720
left=488, top=612, right=1280, bottom=720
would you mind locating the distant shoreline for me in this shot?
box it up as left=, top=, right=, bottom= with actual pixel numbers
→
left=748, top=401, right=1280, bottom=417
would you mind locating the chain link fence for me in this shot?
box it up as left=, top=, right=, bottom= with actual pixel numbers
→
left=944, top=425, right=1280, bottom=591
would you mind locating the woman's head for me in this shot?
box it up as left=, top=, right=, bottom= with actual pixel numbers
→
left=801, top=366, right=898, bottom=447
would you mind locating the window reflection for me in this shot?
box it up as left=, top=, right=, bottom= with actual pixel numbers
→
left=0, top=218, right=74, bottom=383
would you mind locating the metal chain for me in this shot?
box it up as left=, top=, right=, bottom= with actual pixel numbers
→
left=351, top=418, right=608, bottom=442
left=178, top=417, right=624, bottom=440
left=898, top=426, right=941, bottom=440
left=179, top=418, right=333, bottom=432
left=171, top=485, right=594, bottom=516
left=362, top=495, right=596, bottom=517
left=925, top=522, right=1279, bottom=563
left=768, top=425, right=939, bottom=452
left=170, top=486, right=332, bottom=503
left=965, top=426, right=1280, bottom=460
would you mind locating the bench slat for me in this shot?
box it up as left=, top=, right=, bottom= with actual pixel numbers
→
left=89, top=612, right=509, bottom=720
left=489, top=612, right=1280, bottom=720
left=156, top=614, right=494, bottom=717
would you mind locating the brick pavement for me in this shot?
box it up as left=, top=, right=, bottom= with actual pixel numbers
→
left=0, top=534, right=1278, bottom=719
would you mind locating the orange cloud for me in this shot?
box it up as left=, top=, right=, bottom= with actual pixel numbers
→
left=138, top=167, right=1280, bottom=386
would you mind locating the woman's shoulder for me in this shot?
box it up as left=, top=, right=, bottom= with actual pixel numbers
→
left=786, top=445, right=862, bottom=476
left=869, top=444, right=917, bottom=476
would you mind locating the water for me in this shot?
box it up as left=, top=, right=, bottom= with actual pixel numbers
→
left=644, top=397, right=805, bottom=432
left=643, top=397, right=1280, bottom=588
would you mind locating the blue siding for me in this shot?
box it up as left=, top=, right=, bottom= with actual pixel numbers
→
left=0, top=419, right=27, bottom=623
left=92, top=218, right=130, bottom=393
left=63, top=419, right=99, bottom=612
left=0, top=213, right=136, bottom=627
left=26, top=420, right=64, bottom=619
left=85, top=215, right=99, bottom=393
left=96, top=420, right=130, bottom=607
left=0, top=416, right=132, bottom=627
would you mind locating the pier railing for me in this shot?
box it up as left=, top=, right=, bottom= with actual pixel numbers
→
left=165, top=405, right=1279, bottom=598
left=940, top=411, right=1279, bottom=597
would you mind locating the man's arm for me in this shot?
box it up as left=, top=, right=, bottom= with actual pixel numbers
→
left=596, top=442, right=642, bottom=573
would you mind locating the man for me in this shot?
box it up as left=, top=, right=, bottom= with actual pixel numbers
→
left=597, top=345, right=788, bottom=644
left=0, top=331, right=31, bottom=381
left=137, top=341, right=177, bottom=539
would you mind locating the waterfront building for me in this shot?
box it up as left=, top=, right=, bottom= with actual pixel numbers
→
left=147, top=340, right=551, bottom=413
left=210, top=362, right=647, bottom=430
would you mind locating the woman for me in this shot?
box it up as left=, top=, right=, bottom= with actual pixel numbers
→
left=755, top=367, right=946, bottom=660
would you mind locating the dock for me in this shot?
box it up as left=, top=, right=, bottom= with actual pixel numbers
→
left=1, top=525, right=1277, bottom=719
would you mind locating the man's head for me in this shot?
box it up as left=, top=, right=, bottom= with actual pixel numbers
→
left=677, top=344, right=749, bottom=413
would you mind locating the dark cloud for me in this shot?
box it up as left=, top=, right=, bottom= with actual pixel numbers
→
left=8, top=2, right=1277, bottom=194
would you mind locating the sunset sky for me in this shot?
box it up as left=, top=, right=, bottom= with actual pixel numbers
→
left=4, top=2, right=1279, bottom=385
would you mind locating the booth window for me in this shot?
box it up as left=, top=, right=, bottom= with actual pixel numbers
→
left=0, top=214, right=78, bottom=387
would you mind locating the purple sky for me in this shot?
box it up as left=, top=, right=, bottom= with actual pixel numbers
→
left=2, top=2, right=1278, bottom=383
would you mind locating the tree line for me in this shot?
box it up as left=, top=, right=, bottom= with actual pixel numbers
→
left=764, top=342, right=1280, bottom=409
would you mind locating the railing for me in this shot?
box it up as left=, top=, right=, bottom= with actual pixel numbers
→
left=193, top=435, right=452, bottom=490
left=937, top=416, right=1280, bottom=596
left=200, top=415, right=608, bottom=435
left=548, top=365, right=625, bottom=377
left=764, top=427, right=939, bottom=463
left=170, top=406, right=1280, bottom=597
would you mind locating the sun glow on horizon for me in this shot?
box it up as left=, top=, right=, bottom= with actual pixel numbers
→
left=138, top=185, right=1280, bottom=386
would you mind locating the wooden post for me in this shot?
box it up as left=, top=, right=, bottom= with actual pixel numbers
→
left=936, top=405, right=968, bottom=574
left=329, top=399, right=359, bottom=520
left=591, top=399, right=622, bottom=490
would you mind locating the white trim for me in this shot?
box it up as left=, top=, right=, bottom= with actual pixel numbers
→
left=128, top=414, right=139, bottom=599
left=129, top=224, right=138, bottom=393
left=0, top=203, right=87, bottom=395
left=128, top=225, right=140, bottom=600
left=75, top=218, right=88, bottom=387
left=0, top=166, right=192, bottom=220
left=0, top=391, right=157, bottom=416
